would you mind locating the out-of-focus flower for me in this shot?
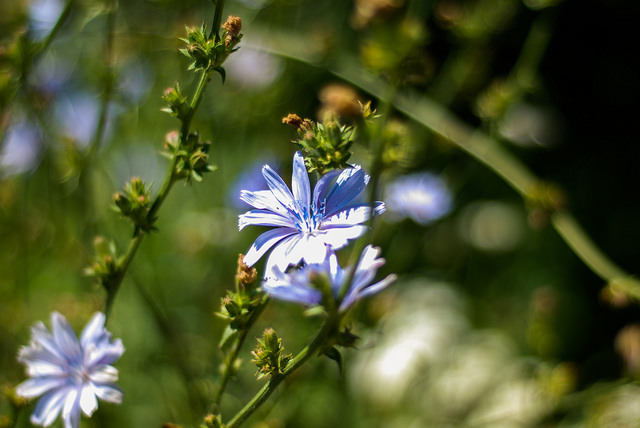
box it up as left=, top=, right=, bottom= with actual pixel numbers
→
left=226, top=47, right=282, bottom=89
left=239, top=151, right=385, bottom=274
left=385, top=172, right=452, bottom=225
left=263, top=245, right=396, bottom=311
left=499, top=102, right=561, bottom=147
left=1, top=121, right=42, bottom=177
left=458, top=201, right=524, bottom=252
left=16, top=312, right=124, bottom=428
left=29, top=0, right=63, bottom=41
left=53, top=93, right=101, bottom=148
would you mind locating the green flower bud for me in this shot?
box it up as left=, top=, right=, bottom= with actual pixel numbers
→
left=112, top=177, right=154, bottom=233
left=161, top=83, right=189, bottom=119
left=251, top=328, right=292, bottom=380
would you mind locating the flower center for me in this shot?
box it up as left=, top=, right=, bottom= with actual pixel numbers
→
left=294, top=202, right=322, bottom=235
left=70, top=364, right=91, bottom=385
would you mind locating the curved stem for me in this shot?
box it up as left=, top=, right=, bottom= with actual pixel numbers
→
left=224, top=318, right=336, bottom=428
left=243, top=31, right=640, bottom=299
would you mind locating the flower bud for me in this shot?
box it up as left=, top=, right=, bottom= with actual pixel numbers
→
left=112, top=177, right=154, bottom=232
left=251, top=328, right=292, bottom=379
left=161, top=83, right=188, bottom=119
left=236, top=254, right=258, bottom=287
left=282, top=113, right=304, bottom=129
left=318, top=83, right=362, bottom=120
left=222, top=16, right=242, bottom=48
left=202, top=414, right=223, bottom=428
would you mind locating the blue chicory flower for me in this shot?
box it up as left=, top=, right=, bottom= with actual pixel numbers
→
left=385, top=172, right=452, bottom=225
left=239, top=151, right=385, bottom=274
left=263, top=245, right=396, bottom=312
left=16, top=312, right=124, bottom=428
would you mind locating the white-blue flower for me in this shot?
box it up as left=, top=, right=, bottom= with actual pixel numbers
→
left=385, top=172, right=452, bottom=225
left=239, top=151, right=385, bottom=273
left=16, top=312, right=124, bottom=428
left=263, top=245, right=396, bottom=311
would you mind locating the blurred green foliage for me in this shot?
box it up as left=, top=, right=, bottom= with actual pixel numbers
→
left=1, top=0, right=640, bottom=427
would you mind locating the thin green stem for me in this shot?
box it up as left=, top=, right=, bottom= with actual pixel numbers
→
left=339, top=97, right=392, bottom=303
left=211, top=297, right=269, bottom=411
left=103, top=66, right=213, bottom=319
left=224, top=317, right=336, bottom=428
left=36, top=0, right=76, bottom=58
left=132, top=276, right=207, bottom=412
left=211, top=0, right=227, bottom=41
left=104, top=232, right=143, bottom=320
left=1, top=0, right=75, bottom=139
left=86, top=0, right=117, bottom=160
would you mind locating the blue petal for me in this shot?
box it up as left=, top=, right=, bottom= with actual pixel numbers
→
left=263, top=282, right=322, bottom=306
left=29, top=322, right=66, bottom=364
left=322, top=202, right=385, bottom=227
left=239, top=190, right=286, bottom=214
left=324, top=166, right=368, bottom=217
left=243, top=228, right=295, bottom=267
left=262, top=164, right=295, bottom=213
left=31, top=387, right=68, bottom=426
left=51, top=313, right=82, bottom=364
left=339, top=246, right=396, bottom=310
left=317, top=225, right=367, bottom=250
left=238, top=209, right=294, bottom=231
left=291, top=152, right=311, bottom=209
left=80, top=313, right=106, bottom=350
left=16, top=377, right=67, bottom=399
left=313, top=169, right=341, bottom=214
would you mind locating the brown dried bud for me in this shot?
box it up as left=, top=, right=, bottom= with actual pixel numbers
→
left=222, top=15, right=242, bottom=46
left=318, top=83, right=362, bottom=119
left=282, top=113, right=304, bottom=129
left=236, top=254, right=257, bottom=285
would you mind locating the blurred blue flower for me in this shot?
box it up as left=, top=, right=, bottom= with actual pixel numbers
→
left=239, top=151, right=385, bottom=274
left=385, top=172, right=453, bottom=225
left=264, top=245, right=396, bottom=311
left=1, top=121, right=42, bottom=178
left=16, top=312, right=124, bottom=428
left=29, top=0, right=63, bottom=41
left=53, top=93, right=102, bottom=148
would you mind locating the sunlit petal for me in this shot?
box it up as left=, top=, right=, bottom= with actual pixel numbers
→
left=291, top=151, right=311, bottom=208
left=244, top=228, right=295, bottom=267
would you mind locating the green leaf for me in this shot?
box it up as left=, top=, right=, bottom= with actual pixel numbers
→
left=219, top=324, right=239, bottom=349
left=213, top=67, right=226, bottom=83
left=324, top=346, right=343, bottom=374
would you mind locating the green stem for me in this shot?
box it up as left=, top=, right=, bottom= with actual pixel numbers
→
left=36, top=0, right=76, bottom=58
left=224, top=318, right=337, bottom=428
left=132, top=276, right=207, bottom=412
left=211, top=297, right=269, bottom=411
left=1, top=0, right=75, bottom=138
left=104, top=232, right=143, bottom=320
left=103, top=66, right=213, bottom=319
left=339, top=96, right=392, bottom=302
left=86, top=0, right=117, bottom=160
left=211, top=0, right=227, bottom=41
